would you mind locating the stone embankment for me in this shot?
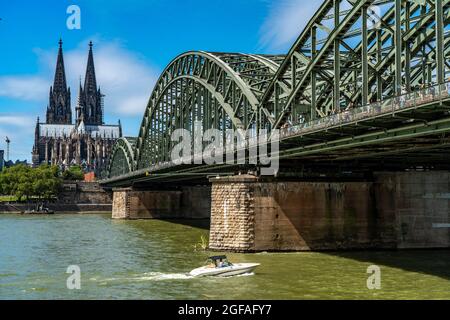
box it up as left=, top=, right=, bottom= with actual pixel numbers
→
left=0, top=181, right=112, bottom=214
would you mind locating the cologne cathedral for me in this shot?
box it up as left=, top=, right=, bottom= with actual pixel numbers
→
left=32, top=40, right=122, bottom=175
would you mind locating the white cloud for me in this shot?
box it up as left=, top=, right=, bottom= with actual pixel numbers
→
left=0, top=115, right=34, bottom=127
left=63, top=39, right=158, bottom=117
left=117, top=95, right=150, bottom=116
left=259, top=0, right=322, bottom=51
left=0, top=76, right=49, bottom=101
left=0, top=115, right=35, bottom=161
left=1, top=38, right=159, bottom=118
left=0, top=39, right=160, bottom=160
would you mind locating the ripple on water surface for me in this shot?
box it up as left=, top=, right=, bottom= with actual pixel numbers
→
left=0, top=214, right=450, bottom=299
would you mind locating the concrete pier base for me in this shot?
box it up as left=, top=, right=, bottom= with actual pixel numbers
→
left=112, top=171, right=450, bottom=251
left=209, top=172, right=450, bottom=252
left=376, top=172, right=450, bottom=249
left=112, top=186, right=211, bottom=220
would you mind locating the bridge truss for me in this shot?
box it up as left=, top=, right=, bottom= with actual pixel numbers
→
left=105, top=0, right=450, bottom=184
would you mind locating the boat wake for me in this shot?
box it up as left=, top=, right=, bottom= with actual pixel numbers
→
left=90, top=272, right=194, bottom=283
left=90, top=270, right=255, bottom=284
left=236, top=272, right=255, bottom=277
left=135, top=272, right=194, bottom=281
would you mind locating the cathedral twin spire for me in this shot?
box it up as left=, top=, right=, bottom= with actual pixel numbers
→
left=77, top=41, right=104, bottom=126
left=46, top=39, right=103, bottom=126
left=84, top=41, right=98, bottom=95
left=53, top=39, right=68, bottom=94
left=46, top=39, right=71, bottom=124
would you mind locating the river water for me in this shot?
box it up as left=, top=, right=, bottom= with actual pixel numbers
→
left=0, top=213, right=449, bottom=300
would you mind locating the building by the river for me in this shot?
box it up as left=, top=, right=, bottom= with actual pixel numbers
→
left=32, top=40, right=122, bottom=174
left=0, top=150, right=4, bottom=171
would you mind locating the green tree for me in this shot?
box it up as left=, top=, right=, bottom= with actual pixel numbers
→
left=62, top=165, right=84, bottom=181
left=33, top=165, right=61, bottom=199
left=1, top=165, right=31, bottom=201
left=0, top=165, right=62, bottom=202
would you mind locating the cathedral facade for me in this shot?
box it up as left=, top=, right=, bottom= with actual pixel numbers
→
left=32, top=40, right=122, bottom=175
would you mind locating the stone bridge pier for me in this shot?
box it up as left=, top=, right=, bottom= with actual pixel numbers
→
left=208, top=172, right=450, bottom=252
left=112, top=186, right=211, bottom=220
left=111, top=171, right=450, bottom=252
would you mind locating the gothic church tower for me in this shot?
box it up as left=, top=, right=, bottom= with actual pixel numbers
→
left=77, top=41, right=104, bottom=126
left=46, top=39, right=72, bottom=124
left=32, top=39, right=121, bottom=175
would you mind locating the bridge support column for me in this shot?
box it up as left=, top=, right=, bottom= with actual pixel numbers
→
left=112, top=188, right=182, bottom=219
left=375, top=171, right=450, bottom=249
left=209, top=175, right=257, bottom=252
left=209, top=175, right=391, bottom=252
left=209, top=172, right=450, bottom=252
left=112, top=188, right=130, bottom=219
left=112, top=186, right=211, bottom=220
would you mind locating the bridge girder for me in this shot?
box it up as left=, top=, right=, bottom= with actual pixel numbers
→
left=260, top=0, right=450, bottom=130
left=107, top=137, right=136, bottom=178
left=105, top=0, right=450, bottom=182
left=134, top=51, right=282, bottom=170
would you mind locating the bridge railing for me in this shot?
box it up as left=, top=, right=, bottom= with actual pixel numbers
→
left=136, top=84, right=450, bottom=176
left=280, top=83, right=450, bottom=139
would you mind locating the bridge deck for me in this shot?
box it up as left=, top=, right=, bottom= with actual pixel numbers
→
left=102, top=83, right=450, bottom=187
left=279, top=83, right=450, bottom=161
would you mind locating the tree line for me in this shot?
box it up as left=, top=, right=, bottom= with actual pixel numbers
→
left=0, top=165, right=85, bottom=202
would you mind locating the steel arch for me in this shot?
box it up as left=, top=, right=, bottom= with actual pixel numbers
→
left=104, top=0, right=450, bottom=181
left=260, top=0, right=450, bottom=130
left=134, top=51, right=281, bottom=170
left=107, top=137, right=136, bottom=178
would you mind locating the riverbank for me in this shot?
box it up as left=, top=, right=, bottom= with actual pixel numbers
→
left=1, top=181, right=113, bottom=214
left=0, top=203, right=112, bottom=214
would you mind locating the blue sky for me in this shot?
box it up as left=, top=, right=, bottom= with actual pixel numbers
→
left=0, top=0, right=321, bottom=161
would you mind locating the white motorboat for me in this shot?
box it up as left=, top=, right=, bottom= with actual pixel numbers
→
left=190, top=255, right=260, bottom=277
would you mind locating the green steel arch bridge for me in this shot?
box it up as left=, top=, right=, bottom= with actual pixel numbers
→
left=103, top=0, right=450, bottom=188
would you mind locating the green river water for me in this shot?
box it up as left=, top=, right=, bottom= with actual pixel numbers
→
left=0, top=213, right=449, bottom=300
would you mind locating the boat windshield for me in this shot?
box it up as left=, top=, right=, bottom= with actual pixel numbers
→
left=207, top=256, right=233, bottom=268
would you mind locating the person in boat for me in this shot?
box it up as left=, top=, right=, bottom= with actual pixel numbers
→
left=217, top=258, right=232, bottom=268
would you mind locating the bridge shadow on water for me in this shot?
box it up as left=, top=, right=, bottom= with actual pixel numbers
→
left=323, top=249, right=450, bottom=281
left=122, top=218, right=211, bottom=231
left=267, top=189, right=450, bottom=281
left=163, top=219, right=210, bottom=230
